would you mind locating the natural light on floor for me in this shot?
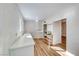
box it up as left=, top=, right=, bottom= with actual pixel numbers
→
left=51, top=46, right=74, bottom=56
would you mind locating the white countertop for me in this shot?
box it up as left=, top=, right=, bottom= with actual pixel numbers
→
left=10, top=33, right=35, bottom=49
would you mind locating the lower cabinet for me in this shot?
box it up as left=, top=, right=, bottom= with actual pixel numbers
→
left=9, top=45, right=34, bottom=56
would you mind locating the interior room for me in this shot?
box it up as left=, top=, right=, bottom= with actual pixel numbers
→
left=52, top=19, right=66, bottom=49
left=0, top=3, right=79, bottom=56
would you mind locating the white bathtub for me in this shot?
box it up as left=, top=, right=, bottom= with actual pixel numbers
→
left=9, top=33, right=35, bottom=56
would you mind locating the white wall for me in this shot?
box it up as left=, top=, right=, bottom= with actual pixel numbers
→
left=48, top=6, right=79, bottom=55
left=47, top=24, right=53, bottom=34
left=38, top=20, right=43, bottom=31
left=0, top=4, right=22, bottom=55
left=17, top=8, right=24, bottom=37
left=19, top=12, right=24, bottom=33
left=66, top=8, right=79, bottom=55
left=24, top=20, right=44, bottom=38
left=24, top=20, right=37, bottom=33
left=24, top=20, right=37, bottom=37
left=53, top=21, right=61, bottom=45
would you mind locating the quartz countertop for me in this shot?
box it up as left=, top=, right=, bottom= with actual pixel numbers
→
left=10, top=33, right=35, bottom=49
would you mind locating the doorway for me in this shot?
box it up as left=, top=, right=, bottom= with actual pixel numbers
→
left=53, top=18, right=66, bottom=50
left=61, top=19, right=66, bottom=50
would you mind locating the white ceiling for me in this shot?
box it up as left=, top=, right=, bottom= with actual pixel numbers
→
left=17, top=3, right=78, bottom=21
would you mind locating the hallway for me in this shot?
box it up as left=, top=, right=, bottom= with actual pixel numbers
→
left=0, top=3, right=79, bottom=56
left=34, top=38, right=66, bottom=56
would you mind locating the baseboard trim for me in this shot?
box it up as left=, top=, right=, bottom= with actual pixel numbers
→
left=66, top=51, right=75, bottom=56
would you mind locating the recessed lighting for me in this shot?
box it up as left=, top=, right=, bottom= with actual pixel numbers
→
left=35, top=20, right=38, bottom=22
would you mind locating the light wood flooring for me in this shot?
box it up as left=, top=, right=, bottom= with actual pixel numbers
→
left=34, top=38, right=66, bottom=56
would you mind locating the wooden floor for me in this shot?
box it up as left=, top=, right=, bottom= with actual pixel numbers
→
left=55, top=43, right=66, bottom=50
left=34, top=38, right=66, bottom=56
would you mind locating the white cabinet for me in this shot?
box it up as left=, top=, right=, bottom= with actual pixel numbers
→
left=9, top=33, right=35, bottom=56
left=9, top=45, right=34, bottom=56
